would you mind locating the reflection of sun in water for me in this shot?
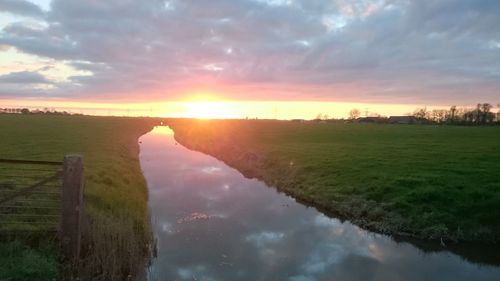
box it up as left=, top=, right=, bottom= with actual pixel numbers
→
left=153, top=126, right=174, bottom=135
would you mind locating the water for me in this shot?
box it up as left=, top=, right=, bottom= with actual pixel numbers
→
left=139, top=126, right=500, bottom=281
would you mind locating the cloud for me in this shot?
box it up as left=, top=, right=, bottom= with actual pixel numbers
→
left=0, top=0, right=499, bottom=103
left=0, top=0, right=45, bottom=18
left=0, top=70, right=52, bottom=84
left=245, top=231, right=285, bottom=247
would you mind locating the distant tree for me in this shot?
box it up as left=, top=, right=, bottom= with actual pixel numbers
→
left=456, top=103, right=494, bottom=125
left=430, top=109, right=448, bottom=123
left=480, top=103, right=493, bottom=124
left=349, top=108, right=360, bottom=120
left=497, top=104, right=500, bottom=122
left=475, top=104, right=482, bottom=125
left=457, top=107, right=470, bottom=124
left=463, top=109, right=475, bottom=124
left=315, top=113, right=323, bottom=120
left=449, top=105, right=457, bottom=124
left=413, top=107, right=429, bottom=119
left=20, top=108, right=30, bottom=114
left=485, top=112, right=496, bottom=124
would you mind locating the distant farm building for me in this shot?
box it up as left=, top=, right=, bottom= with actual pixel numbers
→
left=388, top=116, right=430, bottom=124
left=356, top=117, right=387, bottom=124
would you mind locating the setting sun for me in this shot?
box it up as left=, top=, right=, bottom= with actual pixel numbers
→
left=182, top=101, right=237, bottom=119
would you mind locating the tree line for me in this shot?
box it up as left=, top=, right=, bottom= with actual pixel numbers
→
left=343, top=103, right=500, bottom=125
left=411, top=103, right=499, bottom=125
left=0, top=107, right=79, bottom=116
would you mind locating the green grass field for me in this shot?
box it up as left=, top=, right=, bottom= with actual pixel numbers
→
left=0, top=114, right=156, bottom=280
left=2, top=116, right=499, bottom=279
left=169, top=119, right=500, bottom=241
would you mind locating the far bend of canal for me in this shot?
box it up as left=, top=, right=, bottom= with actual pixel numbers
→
left=139, top=126, right=500, bottom=281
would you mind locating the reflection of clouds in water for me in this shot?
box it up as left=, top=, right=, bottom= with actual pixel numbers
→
left=289, top=275, right=315, bottom=281
left=211, top=213, right=227, bottom=219
left=245, top=231, right=285, bottom=248
left=368, top=243, right=388, bottom=262
left=313, top=214, right=368, bottom=244
left=284, top=214, right=381, bottom=280
left=140, top=128, right=500, bottom=281
left=202, top=194, right=219, bottom=203
left=313, top=214, right=340, bottom=228
left=160, top=221, right=175, bottom=234
left=176, top=212, right=228, bottom=224
left=202, top=166, right=223, bottom=174
left=301, top=244, right=346, bottom=274
left=245, top=231, right=289, bottom=266
left=177, top=264, right=217, bottom=281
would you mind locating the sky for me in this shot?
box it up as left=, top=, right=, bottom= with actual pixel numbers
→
left=0, top=0, right=499, bottom=118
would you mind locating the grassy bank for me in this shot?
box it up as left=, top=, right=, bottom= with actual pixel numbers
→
left=168, top=119, right=500, bottom=242
left=0, top=114, right=157, bottom=280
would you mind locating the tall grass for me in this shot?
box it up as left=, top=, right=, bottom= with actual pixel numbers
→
left=68, top=212, right=153, bottom=281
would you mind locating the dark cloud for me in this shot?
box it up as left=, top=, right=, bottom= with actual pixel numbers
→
left=0, top=0, right=45, bottom=18
left=0, top=0, right=499, bottom=103
left=0, top=70, right=52, bottom=84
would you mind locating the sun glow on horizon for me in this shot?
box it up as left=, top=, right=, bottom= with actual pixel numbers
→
left=181, top=101, right=237, bottom=119
left=177, top=92, right=239, bottom=119
left=0, top=98, right=470, bottom=120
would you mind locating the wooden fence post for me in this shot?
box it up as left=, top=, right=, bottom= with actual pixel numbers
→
left=61, top=154, right=84, bottom=262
